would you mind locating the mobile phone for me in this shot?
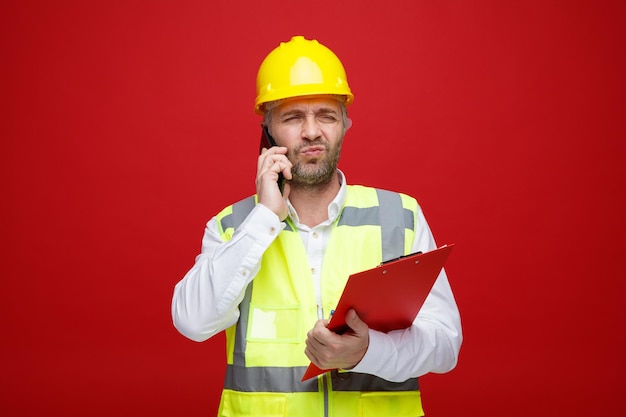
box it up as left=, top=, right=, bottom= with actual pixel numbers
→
left=259, top=126, right=285, bottom=193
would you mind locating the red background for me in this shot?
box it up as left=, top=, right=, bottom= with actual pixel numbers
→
left=2, top=1, right=625, bottom=416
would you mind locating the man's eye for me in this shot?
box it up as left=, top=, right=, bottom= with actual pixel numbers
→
left=319, top=115, right=337, bottom=122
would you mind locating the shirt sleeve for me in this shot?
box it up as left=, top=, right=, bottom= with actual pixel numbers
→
left=171, top=204, right=285, bottom=342
left=348, top=206, right=463, bottom=381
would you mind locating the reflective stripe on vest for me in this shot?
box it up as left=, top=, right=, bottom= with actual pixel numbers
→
left=224, top=365, right=418, bottom=393
left=219, top=189, right=413, bottom=258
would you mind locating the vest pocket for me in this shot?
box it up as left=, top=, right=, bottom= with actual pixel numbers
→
left=220, top=390, right=286, bottom=417
left=359, top=390, right=424, bottom=417
left=247, top=305, right=302, bottom=343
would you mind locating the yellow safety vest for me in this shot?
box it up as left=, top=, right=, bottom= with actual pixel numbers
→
left=215, top=185, right=424, bottom=417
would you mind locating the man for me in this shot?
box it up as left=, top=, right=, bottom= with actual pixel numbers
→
left=172, top=35, right=462, bottom=417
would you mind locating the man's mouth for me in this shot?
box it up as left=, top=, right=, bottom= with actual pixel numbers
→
left=300, top=145, right=326, bottom=157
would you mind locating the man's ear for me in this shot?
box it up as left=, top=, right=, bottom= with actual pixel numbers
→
left=345, top=118, right=353, bottom=130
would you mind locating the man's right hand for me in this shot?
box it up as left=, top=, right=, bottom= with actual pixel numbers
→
left=256, top=146, right=292, bottom=220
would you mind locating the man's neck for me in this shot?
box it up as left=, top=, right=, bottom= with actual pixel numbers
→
left=288, top=171, right=341, bottom=228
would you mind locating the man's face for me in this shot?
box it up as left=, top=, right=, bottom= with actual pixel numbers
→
left=268, top=96, right=346, bottom=187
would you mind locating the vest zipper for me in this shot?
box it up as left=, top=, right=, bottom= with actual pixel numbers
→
left=322, top=373, right=330, bottom=417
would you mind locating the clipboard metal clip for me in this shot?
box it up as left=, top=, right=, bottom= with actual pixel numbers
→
left=380, top=251, right=422, bottom=266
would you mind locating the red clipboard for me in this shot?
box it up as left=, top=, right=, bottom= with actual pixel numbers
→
left=301, top=244, right=455, bottom=381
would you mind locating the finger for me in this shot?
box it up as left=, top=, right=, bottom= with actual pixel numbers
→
left=260, top=155, right=291, bottom=178
left=310, top=320, right=333, bottom=344
left=257, top=163, right=282, bottom=188
left=267, top=161, right=291, bottom=185
left=345, top=309, right=368, bottom=335
left=305, top=334, right=333, bottom=369
left=304, top=346, right=322, bottom=367
left=306, top=326, right=324, bottom=346
left=257, top=146, right=286, bottom=170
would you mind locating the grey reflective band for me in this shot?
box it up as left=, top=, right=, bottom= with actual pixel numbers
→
left=224, top=365, right=418, bottom=392
left=337, top=206, right=379, bottom=227
left=233, top=283, right=253, bottom=367
left=219, top=213, right=234, bottom=231
left=220, top=196, right=256, bottom=232
left=377, top=189, right=407, bottom=262
left=337, top=205, right=413, bottom=230
left=222, top=190, right=412, bottom=238
left=232, top=195, right=256, bottom=231
left=221, top=195, right=294, bottom=232
left=330, top=370, right=418, bottom=392
left=225, top=365, right=319, bottom=393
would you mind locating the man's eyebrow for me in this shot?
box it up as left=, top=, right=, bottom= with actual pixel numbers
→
left=280, top=109, right=305, bottom=117
left=314, top=106, right=340, bottom=114
left=279, top=106, right=339, bottom=118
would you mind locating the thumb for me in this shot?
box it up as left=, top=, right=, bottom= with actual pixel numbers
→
left=346, top=309, right=368, bottom=335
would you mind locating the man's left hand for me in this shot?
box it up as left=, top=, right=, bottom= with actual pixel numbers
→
left=304, top=309, right=369, bottom=370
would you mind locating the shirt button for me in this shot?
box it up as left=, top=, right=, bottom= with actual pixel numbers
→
left=241, top=269, right=249, bottom=277
left=310, top=268, right=316, bottom=274
left=269, top=227, right=276, bottom=235
left=312, top=232, right=319, bottom=239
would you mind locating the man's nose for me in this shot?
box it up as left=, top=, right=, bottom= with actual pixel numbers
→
left=301, top=116, right=322, bottom=141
